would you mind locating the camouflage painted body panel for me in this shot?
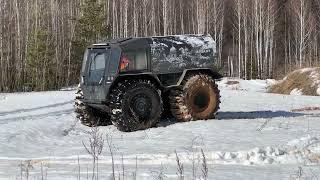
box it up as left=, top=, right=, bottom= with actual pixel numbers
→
left=150, top=35, right=216, bottom=74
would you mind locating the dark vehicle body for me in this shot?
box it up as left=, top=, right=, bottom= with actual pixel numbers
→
left=80, top=34, right=221, bottom=113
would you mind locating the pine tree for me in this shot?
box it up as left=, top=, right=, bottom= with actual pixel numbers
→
left=71, top=0, right=111, bottom=67
left=26, top=28, right=55, bottom=91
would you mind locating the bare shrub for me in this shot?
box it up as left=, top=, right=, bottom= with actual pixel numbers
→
left=303, top=140, right=320, bottom=164
left=82, top=126, right=104, bottom=180
left=106, top=134, right=115, bottom=180
left=175, top=151, right=184, bottom=180
left=132, top=156, right=138, bottom=180
left=40, top=162, right=48, bottom=180
left=86, top=166, right=89, bottom=180
left=150, top=164, right=167, bottom=180
left=289, top=166, right=318, bottom=180
left=77, top=155, right=80, bottom=180
left=19, top=160, right=33, bottom=180
left=201, top=149, right=208, bottom=180
left=290, top=166, right=304, bottom=180
left=182, top=136, right=204, bottom=180
left=193, top=154, right=201, bottom=180
left=121, top=154, right=125, bottom=180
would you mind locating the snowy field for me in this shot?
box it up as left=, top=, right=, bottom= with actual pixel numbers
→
left=0, top=78, right=320, bottom=180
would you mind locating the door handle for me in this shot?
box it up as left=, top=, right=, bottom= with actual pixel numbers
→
left=99, top=77, right=104, bottom=85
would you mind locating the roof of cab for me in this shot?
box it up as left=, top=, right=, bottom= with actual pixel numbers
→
left=92, top=38, right=133, bottom=46
left=90, top=37, right=150, bottom=49
left=89, top=34, right=212, bottom=48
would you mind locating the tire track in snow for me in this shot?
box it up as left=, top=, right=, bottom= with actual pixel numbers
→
left=0, top=99, right=74, bottom=125
left=0, top=100, right=73, bottom=116
left=0, top=109, right=74, bottom=125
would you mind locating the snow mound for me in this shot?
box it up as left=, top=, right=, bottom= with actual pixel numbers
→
left=218, top=78, right=276, bottom=92
left=290, top=88, right=303, bottom=96
left=268, top=67, right=320, bottom=96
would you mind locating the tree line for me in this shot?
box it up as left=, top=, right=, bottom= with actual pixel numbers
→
left=0, top=0, right=320, bottom=92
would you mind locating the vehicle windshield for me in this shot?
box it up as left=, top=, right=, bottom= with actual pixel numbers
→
left=81, top=49, right=89, bottom=74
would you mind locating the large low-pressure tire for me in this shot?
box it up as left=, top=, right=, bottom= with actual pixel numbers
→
left=169, top=74, right=220, bottom=122
left=109, top=80, right=163, bottom=132
left=74, top=85, right=111, bottom=127
left=161, top=90, right=174, bottom=119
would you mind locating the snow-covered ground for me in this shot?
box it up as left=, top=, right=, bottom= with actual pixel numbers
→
left=0, top=78, right=320, bottom=180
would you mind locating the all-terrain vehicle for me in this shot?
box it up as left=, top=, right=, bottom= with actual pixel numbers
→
left=75, top=34, right=222, bottom=132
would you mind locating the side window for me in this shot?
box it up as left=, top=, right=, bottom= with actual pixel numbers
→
left=135, top=50, right=148, bottom=70
left=122, top=49, right=148, bottom=71
left=88, top=52, right=106, bottom=83
left=90, top=53, right=105, bottom=71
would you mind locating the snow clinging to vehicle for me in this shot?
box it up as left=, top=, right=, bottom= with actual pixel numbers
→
left=151, top=34, right=217, bottom=73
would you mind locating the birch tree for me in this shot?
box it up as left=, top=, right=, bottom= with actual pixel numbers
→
left=290, top=0, right=316, bottom=68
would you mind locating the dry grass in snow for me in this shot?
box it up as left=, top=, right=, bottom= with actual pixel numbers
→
left=268, top=67, right=320, bottom=96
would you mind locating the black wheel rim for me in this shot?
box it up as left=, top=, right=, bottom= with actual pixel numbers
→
left=192, top=90, right=210, bottom=113
left=130, top=93, right=152, bottom=119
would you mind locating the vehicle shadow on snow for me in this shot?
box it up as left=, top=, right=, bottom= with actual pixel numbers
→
left=216, top=111, right=306, bottom=120
left=154, top=111, right=306, bottom=128
left=156, top=118, right=178, bottom=128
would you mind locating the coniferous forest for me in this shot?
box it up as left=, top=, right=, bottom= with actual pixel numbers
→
left=0, top=0, right=320, bottom=92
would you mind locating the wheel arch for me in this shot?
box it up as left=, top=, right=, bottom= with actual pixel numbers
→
left=176, top=68, right=223, bottom=86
